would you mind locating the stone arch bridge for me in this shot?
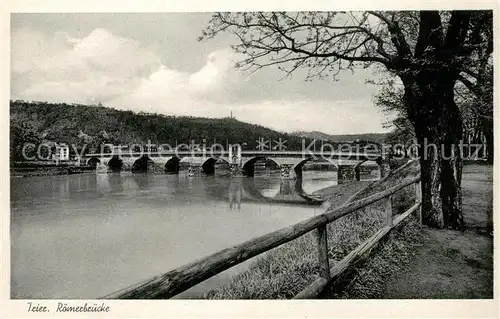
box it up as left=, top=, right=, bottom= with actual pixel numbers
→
left=83, top=149, right=387, bottom=183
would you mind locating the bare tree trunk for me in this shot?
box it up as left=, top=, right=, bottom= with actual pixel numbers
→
left=484, top=121, right=493, bottom=163
left=404, top=74, right=465, bottom=229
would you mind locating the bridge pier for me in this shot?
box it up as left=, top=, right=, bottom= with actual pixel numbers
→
left=96, top=162, right=109, bottom=174
left=337, top=165, right=356, bottom=184
left=280, top=164, right=297, bottom=180
left=152, top=163, right=166, bottom=174
left=229, top=164, right=245, bottom=177
left=182, top=164, right=203, bottom=176
left=122, top=162, right=133, bottom=173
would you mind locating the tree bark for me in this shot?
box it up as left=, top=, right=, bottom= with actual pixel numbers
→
left=483, top=119, right=493, bottom=163
left=403, top=72, right=465, bottom=230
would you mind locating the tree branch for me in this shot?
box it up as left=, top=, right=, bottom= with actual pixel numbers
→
left=367, top=11, right=413, bottom=58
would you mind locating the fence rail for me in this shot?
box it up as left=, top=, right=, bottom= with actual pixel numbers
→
left=103, top=175, right=422, bottom=299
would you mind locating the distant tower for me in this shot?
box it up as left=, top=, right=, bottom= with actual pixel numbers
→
left=230, top=110, right=233, bottom=119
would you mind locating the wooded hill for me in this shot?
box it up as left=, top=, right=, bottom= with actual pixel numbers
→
left=10, top=100, right=383, bottom=160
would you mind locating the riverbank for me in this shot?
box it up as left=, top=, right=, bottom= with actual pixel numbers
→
left=10, top=166, right=93, bottom=177
left=313, top=181, right=372, bottom=205
left=204, top=178, right=406, bottom=299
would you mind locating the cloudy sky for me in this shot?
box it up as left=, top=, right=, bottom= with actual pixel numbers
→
left=11, top=13, right=393, bottom=134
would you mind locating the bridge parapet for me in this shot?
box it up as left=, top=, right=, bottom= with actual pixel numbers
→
left=83, top=150, right=382, bottom=161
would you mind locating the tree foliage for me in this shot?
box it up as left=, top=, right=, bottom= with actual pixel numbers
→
left=372, top=11, right=493, bottom=161
left=10, top=122, right=41, bottom=161
left=374, top=69, right=493, bottom=149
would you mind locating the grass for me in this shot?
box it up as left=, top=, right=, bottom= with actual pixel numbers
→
left=330, top=218, right=424, bottom=298
left=205, top=161, right=420, bottom=299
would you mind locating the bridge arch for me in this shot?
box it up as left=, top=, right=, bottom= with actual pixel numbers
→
left=202, top=158, right=217, bottom=175
left=87, top=157, right=101, bottom=168
left=151, top=156, right=181, bottom=174
left=353, top=160, right=381, bottom=181
left=292, top=157, right=339, bottom=179
left=164, top=156, right=181, bottom=174
left=202, top=157, right=229, bottom=175
left=108, top=155, right=123, bottom=173
left=242, top=156, right=280, bottom=177
left=131, top=156, right=156, bottom=172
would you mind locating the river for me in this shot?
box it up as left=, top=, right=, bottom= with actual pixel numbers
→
left=10, top=170, right=345, bottom=299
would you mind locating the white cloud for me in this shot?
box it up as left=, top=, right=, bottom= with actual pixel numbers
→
left=69, top=28, right=160, bottom=78
left=12, top=29, right=72, bottom=74
left=11, top=27, right=388, bottom=134
left=188, top=49, right=240, bottom=96
left=12, top=28, right=161, bottom=104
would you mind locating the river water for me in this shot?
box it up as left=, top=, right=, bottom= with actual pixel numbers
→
left=10, top=170, right=343, bottom=299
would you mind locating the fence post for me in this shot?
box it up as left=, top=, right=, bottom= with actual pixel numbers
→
left=315, top=225, right=330, bottom=280
left=415, top=181, right=422, bottom=225
left=385, top=195, right=393, bottom=227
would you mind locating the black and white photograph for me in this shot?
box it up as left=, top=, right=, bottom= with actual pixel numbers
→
left=1, top=2, right=497, bottom=318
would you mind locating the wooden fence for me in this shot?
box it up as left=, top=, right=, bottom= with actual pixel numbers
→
left=103, top=175, right=422, bottom=299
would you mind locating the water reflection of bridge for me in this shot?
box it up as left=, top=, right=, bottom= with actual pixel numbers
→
left=214, top=177, right=337, bottom=208
left=92, top=174, right=339, bottom=208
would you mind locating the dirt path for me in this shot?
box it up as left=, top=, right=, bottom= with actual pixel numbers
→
left=382, top=163, right=493, bottom=298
